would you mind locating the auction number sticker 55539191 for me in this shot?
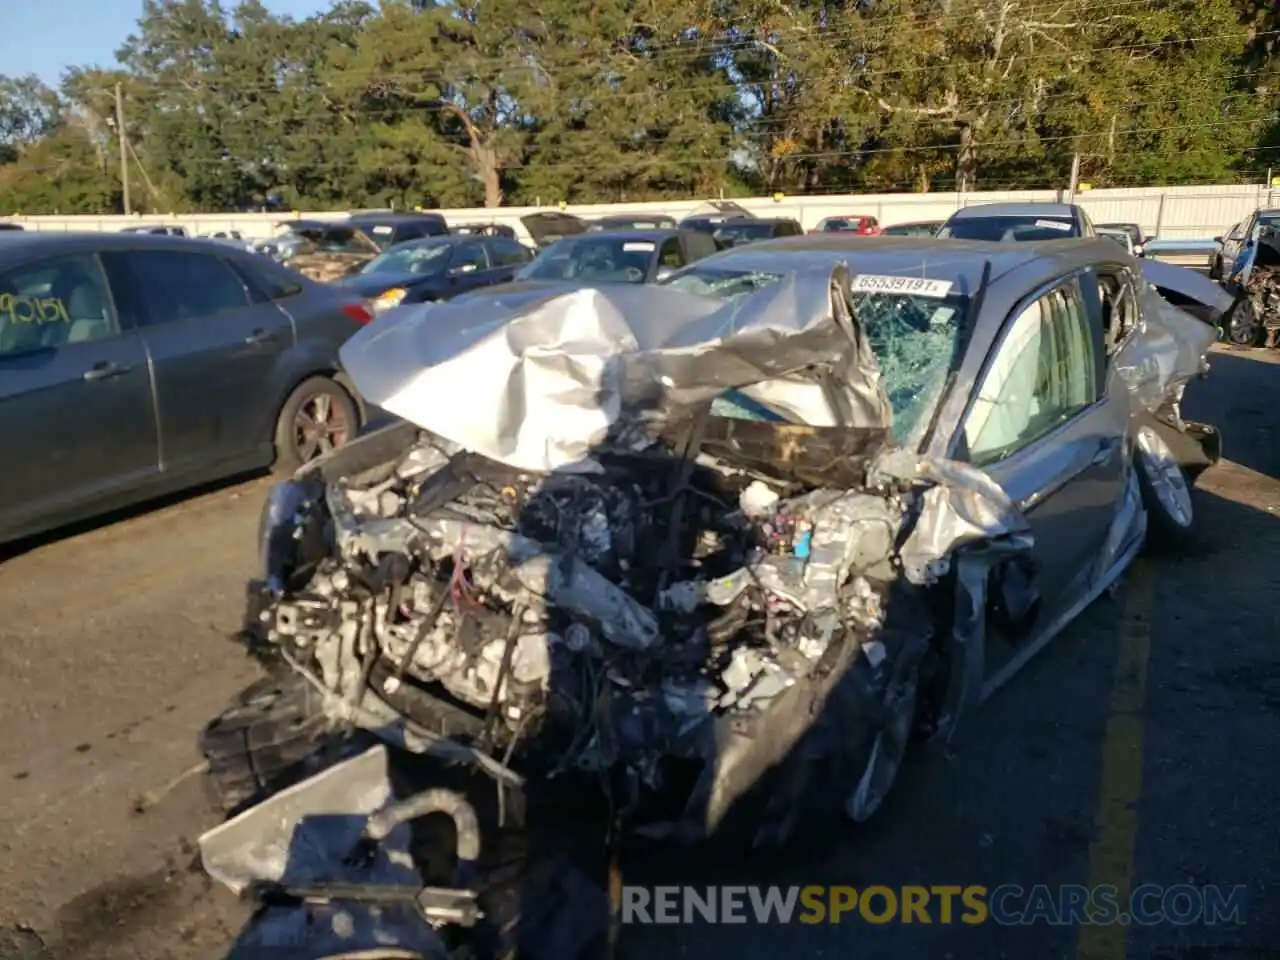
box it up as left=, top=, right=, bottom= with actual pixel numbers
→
left=850, top=274, right=955, bottom=298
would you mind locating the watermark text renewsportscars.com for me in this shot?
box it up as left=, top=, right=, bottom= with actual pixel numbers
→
left=622, top=884, right=1248, bottom=926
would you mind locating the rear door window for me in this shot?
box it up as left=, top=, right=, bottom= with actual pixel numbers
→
left=121, top=250, right=251, bottom=326
left=451, top=242, right=490, bottom=272
left=233, top=257, right=304, bottom=303
left=488, top=238, right=531, bottom=266
left=0, top=253, right=121, bottom=356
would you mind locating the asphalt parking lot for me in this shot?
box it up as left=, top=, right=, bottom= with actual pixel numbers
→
left=0, top=345, right=1277, bottom=960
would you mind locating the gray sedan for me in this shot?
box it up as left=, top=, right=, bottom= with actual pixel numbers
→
left=0, top=232, right=375, bottom=544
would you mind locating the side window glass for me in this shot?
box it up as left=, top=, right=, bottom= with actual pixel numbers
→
left=490, top=239, right=529, bottom=266
left=1097, top=270, right=1139, bottom=354
left=963, top=281, right=1099, bottom=466
left=451, top=243, right=489, bottom=272
left=0, top=253, right=120, bottom=357
left=233, top=257, right=304, bottom=303
left=659, top=238, right=685, bottom=268
left=126, top=251, right=250, bottom=326
left=688, top=233, right=717, bottom=261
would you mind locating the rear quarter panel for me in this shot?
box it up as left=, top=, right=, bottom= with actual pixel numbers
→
left=260, top=283, right=369, bottom=436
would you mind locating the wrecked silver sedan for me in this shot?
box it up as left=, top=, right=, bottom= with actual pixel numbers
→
left=199, top=238, right=1219, bottom=953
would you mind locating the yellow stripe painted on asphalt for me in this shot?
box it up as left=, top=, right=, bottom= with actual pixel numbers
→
left=1077, top=559, right=1155, bottom=960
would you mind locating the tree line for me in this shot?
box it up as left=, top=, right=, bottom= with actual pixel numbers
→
left=1, top=0, right=1277, bottom=214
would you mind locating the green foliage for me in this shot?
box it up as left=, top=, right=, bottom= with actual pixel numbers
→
left=0, top=0, right=1276, bottom=213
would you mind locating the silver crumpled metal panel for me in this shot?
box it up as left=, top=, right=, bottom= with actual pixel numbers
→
left=1114, top=283, right=1218, bottom=414
left=871, top=449, right=1035, bottom=585
left=339, top=264, right=893, bottom=473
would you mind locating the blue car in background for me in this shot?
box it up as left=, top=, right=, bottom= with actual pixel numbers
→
left=1213, top=208, right=1280, bottom=289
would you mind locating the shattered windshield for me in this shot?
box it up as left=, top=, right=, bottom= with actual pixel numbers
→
left=665, top=266, right=967, bottom=443
left=359, top=240, right=453, bottom=276
left=516, top=236, right=656, bottom=282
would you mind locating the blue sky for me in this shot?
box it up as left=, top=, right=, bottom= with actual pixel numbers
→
left=2, top=0, right=331, bottom=88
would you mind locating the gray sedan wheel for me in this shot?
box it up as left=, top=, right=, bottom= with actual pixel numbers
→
left=1135, top=424, right=1196, bottom=549
left=845, top=660, right=919, bottom=823
left=273, top=376, right=359, bottom=473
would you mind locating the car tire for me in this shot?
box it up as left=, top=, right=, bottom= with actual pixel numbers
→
left=272, top=375, right=360, bottom=474
left=200, top=673, right=370, bottom=816
left=1134, top=420, right=1198, bottom=550
left=1209, top=256, right=1222, bottom=281
left=1223, top=296, right=1262, bottom=347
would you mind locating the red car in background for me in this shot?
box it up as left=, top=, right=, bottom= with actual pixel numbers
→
left=812, top=215, right=881, bottom=235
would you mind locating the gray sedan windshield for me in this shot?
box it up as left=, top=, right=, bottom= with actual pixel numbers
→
left=517, top=236, right=656, bottom=282
left=665, top=266, right=966, bottom=442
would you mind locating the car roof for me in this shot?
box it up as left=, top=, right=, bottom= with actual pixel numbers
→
left=559, top=228, right=683, bottom=242
left=1256, top=208, right=1280, bottom=218
left=948, top=202, right=1080, bottom=219
left=717, top=217, right=798, bottom=226
left=0, top=230, right=260, bottom=267
left=597, top=214, right=673, bottom=222
left=683, top=234, right=1125, bottom=293
left=391, top=234, right=483, bottom=246
left=347, top=211, right=446, bottom=223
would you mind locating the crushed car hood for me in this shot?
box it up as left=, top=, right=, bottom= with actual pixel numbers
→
left=339, top=263, right=893, bottom=473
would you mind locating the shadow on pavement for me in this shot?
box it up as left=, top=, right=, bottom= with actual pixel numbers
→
left=0, top=467, right=269, bottom=563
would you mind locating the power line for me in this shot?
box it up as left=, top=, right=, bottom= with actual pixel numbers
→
left=100, top=80, right=1267, bottom=145
left=16, top=113, right=1276, bottom=177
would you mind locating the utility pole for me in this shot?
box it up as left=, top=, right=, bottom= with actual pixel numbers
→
left=114, top=83, right=131, bottom=215
left=1067, top=152, right=1081, bottom=203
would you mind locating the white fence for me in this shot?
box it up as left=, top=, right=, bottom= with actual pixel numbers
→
left=4, top=182, right=1276, bottom=241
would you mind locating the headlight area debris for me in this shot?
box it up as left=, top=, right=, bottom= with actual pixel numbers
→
left=1245, top=231, right=1280, bottom=348
left=239, top=413, right=1034, bottom=845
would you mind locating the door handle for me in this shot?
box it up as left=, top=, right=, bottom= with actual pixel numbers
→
left=83, top=361, right=129, bottom=382
left=244, top=328, right=277, bottom=346
left=1091, top=438, right=1121, bottom=465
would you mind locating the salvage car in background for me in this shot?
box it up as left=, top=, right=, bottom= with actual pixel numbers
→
left=346, top=211, right=450, bottom=247
left=1217, top=207, right=1280, bottom=290
left=812, top=215, right=881, bottom=235
left=0, top=232, right=375, bottom=544
left=199, top=229, right=1219, bottom=940
left=938, top=202, right=1098, bottom=241
left=881, top=220, right=943, bottom=237
left=1233, top=224, right=1280, bottom=347
left=251, top=220, right=385, bottom=281
left=1097, top=226, right=1137, bottom=256
left=588, top=214, right=678, bottom=231
left=1098, top=222, right=1151, bottom=256
left=121, top=224, right=189, bottom=237
left=1208, top=220, right=1243, bottom=280
left=516, top=211, right=590, bottom=249
left=451, top=229, right=719, bottom=306
left=712, top=216, right=805, bottom=247
left=449, top=222, right=518, bottom=240
left=678, top=199, right=756, bottom=235
left=332, top=234, right=534, bottom=314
